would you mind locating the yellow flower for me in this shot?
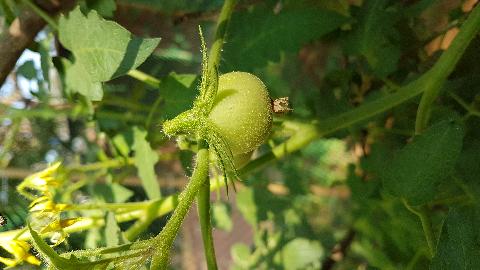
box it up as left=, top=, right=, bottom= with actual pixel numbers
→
left=17, top=162, right=63, bottom=199
left=29, top=196, right=69, bottom=213
left=0, top=240, right=41, bottom=267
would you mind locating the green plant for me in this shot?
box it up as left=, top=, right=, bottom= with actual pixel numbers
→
left=1, top=0, right=480, bottom=270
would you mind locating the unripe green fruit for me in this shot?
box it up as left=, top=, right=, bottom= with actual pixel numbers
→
left=208, top=72, right=273, bottom=155
left=233, top=151, right=253, bottom=169
left=210, top=150, right=253, bottom=169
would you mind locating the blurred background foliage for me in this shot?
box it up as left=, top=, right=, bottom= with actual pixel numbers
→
left=1, top=0, right=480, bottom=269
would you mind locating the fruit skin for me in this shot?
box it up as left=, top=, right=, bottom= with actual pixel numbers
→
left=233, top=151, right=253, bottom=169
left=208, top=72, right=272, bottom=155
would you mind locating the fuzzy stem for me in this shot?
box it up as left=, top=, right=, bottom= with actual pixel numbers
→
left=150, top=141, right=209, bottom=270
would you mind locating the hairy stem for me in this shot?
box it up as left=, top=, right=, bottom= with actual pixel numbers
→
left=150, top=141, right=209, bottom=270
left=198, top=179, right=218, bottom=270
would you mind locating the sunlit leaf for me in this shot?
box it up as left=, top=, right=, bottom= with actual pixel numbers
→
left=58, top=7, right=160, bottom=100
left=132, top=127, right=161, bottom=199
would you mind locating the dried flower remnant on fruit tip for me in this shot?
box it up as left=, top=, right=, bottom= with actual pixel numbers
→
left=0, top=213, right=6, bottom=226
left=272, top=97, right=293, bottom=114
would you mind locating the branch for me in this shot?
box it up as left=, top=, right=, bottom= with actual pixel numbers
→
left=0, top=0, right=75, bottom=86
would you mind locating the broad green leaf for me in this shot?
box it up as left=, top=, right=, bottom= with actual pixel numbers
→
left=85, top=0, right=116, bottom=18
left=58, top=7, right=160, bottom=100
left=66, top=62, right=103, bottom=101
left=431, top=206, right=480, bottom=269
left=161, top=73, right=197, bottom=119
left=211, top=202, right=232, bottom=232
left=282, top=238, right=323, bottom=270
left=223, top=7, right=347, bottom=71
left=342, top=0, right=400, bottom=77
left=132, top=126, right=161, bottom=199
left=383, top=120, right=464, bottom=205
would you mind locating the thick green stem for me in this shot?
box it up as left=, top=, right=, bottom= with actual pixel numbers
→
left=150, top=141, right=210, bottom=270
left=198, top=179, right=218, bottom=270
left=415, top=5, right=480, bottom=133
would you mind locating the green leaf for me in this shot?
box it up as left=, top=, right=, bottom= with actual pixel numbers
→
left=105, top=212, right=128, bottom=247
left=161, top=73, right=197, bottom=119
left=342, top=0, right=400, bottom=77
left=110, top=183, right=134, bottom=203
left=66, top=62, right=104, bottom=101
left=132, top=126, right=161, bottom=199
left=58, top=7, right=160, bottom=100
left=431, top=206, right=480, bottom=269
left=382, top=120, right=465, bottom=205
left=456, top=139, right=480, bottom=200
left=85, top=0, right=116, bottom=18
left=223, top=7, right=347, bottom=71
left=282, top=238, right=323, bottom=270
left=112, top=132, right=132, bottom=157
left=211, top=202, right=232, bottom=232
